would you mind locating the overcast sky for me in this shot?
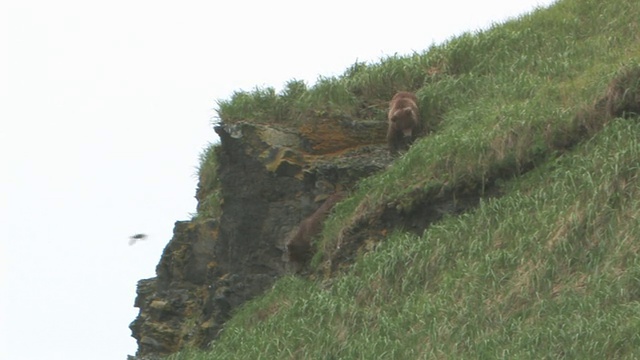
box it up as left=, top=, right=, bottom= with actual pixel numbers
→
left=1, top=1, right=556, bottom=359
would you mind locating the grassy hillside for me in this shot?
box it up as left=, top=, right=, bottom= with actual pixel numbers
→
left=184, top=0, right=640, bottom=358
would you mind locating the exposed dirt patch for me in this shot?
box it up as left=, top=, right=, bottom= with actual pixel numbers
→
left=328, top=185, right=503, bottom=273
left=551, top=65, right=640, bottom=150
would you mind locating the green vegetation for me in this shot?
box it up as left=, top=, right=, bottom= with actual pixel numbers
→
left=193, top=143, right=222, bottom=221
left=184, top=0, right=640, bottom=357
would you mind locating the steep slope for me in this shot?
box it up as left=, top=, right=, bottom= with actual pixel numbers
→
left=184, top=117, right=640, bottom=359
left=131, top=0, right=640, bottom=358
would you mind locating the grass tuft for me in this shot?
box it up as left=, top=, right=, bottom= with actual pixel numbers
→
left=194, top=143, right=222, bottom=220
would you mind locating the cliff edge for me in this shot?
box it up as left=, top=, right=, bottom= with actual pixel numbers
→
left=129, top=118, right=391, bottom=358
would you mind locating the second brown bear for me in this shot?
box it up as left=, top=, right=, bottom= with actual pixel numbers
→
left=387, top=91, right=419, bottom=154
left=285, top=192, right=346, bottom=268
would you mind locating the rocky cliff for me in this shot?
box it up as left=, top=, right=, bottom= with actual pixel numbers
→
left=129, top=118, right=394, bottom=359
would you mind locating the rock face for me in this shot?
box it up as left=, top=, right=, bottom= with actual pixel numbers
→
left=130, top=119, right=392, bottom=358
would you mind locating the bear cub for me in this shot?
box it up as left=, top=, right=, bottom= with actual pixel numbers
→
left=284, top=192, right=346, bottom=269
left=387, top=91, right=420, bottom=154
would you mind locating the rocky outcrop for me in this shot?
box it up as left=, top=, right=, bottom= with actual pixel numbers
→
left=130, top=119, right=392, bottom=358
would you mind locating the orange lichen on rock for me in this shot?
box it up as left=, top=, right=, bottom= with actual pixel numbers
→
left=300, top=119, right=386, bottom=155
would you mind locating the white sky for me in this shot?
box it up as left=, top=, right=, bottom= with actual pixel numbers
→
left=1, top=1, right=555, bottom=359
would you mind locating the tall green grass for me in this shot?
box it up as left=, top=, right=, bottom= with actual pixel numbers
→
left=179, top=0, right=640, bottom=358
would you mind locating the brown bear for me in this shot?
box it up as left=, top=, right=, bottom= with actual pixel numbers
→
left=387, top=91, right=419, bottom=154
left=285, top=192, right=346, bottom=267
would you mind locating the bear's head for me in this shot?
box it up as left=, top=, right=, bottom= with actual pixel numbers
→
left=390, top=107, right=417, bottom=137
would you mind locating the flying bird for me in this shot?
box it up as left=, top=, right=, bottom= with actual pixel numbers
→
left=129, top=233, right=148, bottom=246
